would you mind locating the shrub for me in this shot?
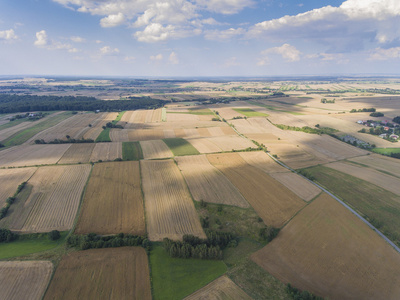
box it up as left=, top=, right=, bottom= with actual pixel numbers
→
left=48, top=230, right=61, bottom=241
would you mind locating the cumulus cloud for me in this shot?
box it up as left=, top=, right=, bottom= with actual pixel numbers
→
left=100, top=12, right=126, bottom=27
left=70, top=36, right=86, bottom=43
left=195, top=0, right=253, bottom=14
left=150, top=53, right=163, bottom=61
left=369, top=47, right=400, bottom=60
left=134, top=23, right=200, bottom=42
left=204, top=27, right=245, bottom=40
left=0, top=29, right=18, bottom=41
left=169, top=52, right=179, bottom=64
left=100, top=46, right=120, bottom=55
left=258, top=44, right=301, bottom=65
left=34, top=30, right=48, bottom=46
left=34, top=30, right=80, bottom=53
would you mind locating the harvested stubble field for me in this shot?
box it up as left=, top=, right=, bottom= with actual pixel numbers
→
left=349, top=154, right=400, bottom=178
left=109, top=128, right=129, bottom=142
left=57, top=143, right=95, bottom=164
left=140, top=140, right=173, bottom=159
left=89, top=142, right=122, bottom=162
left=175, top=155, right=248, bottom=208
left=75, top=161, right=145, bottom=235
left=141, top=159, right=206, bottom=241
left=185, top=137, right=222, bottom=153
left=207, top=153, right=306, bottom=227
left=237, top=151, right=287, bottom=173
left=0, top=167, right=36, bottom=207
left=325, top=161, right=400, bottom=196
left=3, top=165, right=91, bottom=233
left=184, top=276, right=252, bottom=300
left=119, top=109, right=162, bottom=128
left=83, top=112, right=118, bottom=140
left=205, top=136, right=254, bottom=152
left=0, top=261, right=53, bottom=300
left=44, top=247, right=152, bottom=300
left=251, top=193, right=400, bottom=299
left=0, top=144, right=70, bottom=168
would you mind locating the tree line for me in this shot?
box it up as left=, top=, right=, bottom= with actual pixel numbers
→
left=0, top=94, right=164, bottom=113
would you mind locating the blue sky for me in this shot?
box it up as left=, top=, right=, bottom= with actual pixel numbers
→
left=1, top=0, right=399, bottom=77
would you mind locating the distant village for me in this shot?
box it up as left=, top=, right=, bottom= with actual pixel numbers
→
left=357, top=119, right=400, bottom=141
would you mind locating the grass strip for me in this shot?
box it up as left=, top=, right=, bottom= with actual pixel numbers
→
left=372, top=148, right=400, bottom=155
left=95, top=128, right=111, bottom=142
left=122, top=141, right=143, bottom=160
left=233, top=108, right=269, bottom=117
left=163, top=138, right=200, bottom=156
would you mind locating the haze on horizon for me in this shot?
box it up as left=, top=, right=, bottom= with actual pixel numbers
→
left=1, top=0, right=400, bottom=77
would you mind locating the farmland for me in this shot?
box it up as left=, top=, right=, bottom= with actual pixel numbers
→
left=75, top=161, right=146, bottom=235
left=141, top=159, right=206, bottom=241
left=57, top=143, right=95, bottom=164
left=0, top=167, right=36, bottom=207
left=90, top=142, right=122, bottom=162
left=0, top=261, right=53, bottom=300
left=122, top=141, right=143, bottom=160
left=252, top=193, right=400, bottom=299
left=141, top=140, right=173, bottom=159
left=44, top=247, right=151, bottom=300
left=163, top=138, right=200, bottom=156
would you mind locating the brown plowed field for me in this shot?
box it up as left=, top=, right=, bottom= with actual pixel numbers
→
left=90, top=142, right=122, bottom=162
left=175, top=155, right=248, bottom=208
left=4, top=165, right=91, bottom=232
left=0, top=144, right=70, bottom=168
left=141, top=159, right=206, bottom=241
left=75, top=161, right=145, bottom=235
left=251, top=193, right=400, bottom=299
left=0, top=261, right=53, bottom=300
left=0, top=167, right=36, bottom=207
left=207, top=153, right=306, bottom=227
left=184, top=276, right=252, bottom=300
left=141, top=140, right=173, bottom=159
left=44, top=247, right=151, bottom=300
left=57, top=143, right=95, bottom=164
left=349, top=154, right=400, bottom=178
left=269, top=172, right=321, bottom=201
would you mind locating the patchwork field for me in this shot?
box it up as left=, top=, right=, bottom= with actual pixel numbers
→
left=251, top=193, right=400, bottom=299
left=75, top=161, right=145, bottom=235
left=141, top=140, right=173, bottom=159
left=89, top=142, right=122, bottom=162
left=238, top=151, right=287, bottom=173
left=0, top=167, right=36, bottom=207
left=119, top=109, right=162, bottom=128
left=185, top=137, right=222, bottom=153
left=44, top=247, right=152, bottom=300
left=0, top=261, right=53, bottom=300
left=163, top=138, right=200, bottom=156
left=122, top=141, right=143, bottom=160
left=185, top=276, right=252, bottom=300
left=349, top=154, right=400, bottom=178
left=57, top=143, right=95, bottom=164
left=207, top=153, right=306, bottom=227
left=175, top=155, right=248, bottom=207
left=141, top=159, right=206, bottom=241
left=0, top=144, right=70, bottom=167
left=2, top=165, right=91, bottom=233
left=83, top=112, right=119, bottom=140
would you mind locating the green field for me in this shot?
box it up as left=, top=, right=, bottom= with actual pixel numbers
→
left=304, top=165, right=400, bottom=245
left=95, top=128, right=111, bottom=142
left=0, top=231, right=68, bottom=259
left=233, top=108, right=269, bottom=117
left=150, top=245, right=227, bottom=300
left=112, top=111, right=126, bottom=124
left=1, top=112, right=73, bottom=147
left=372, top=148, right=400, bottom=155
left=122, top=141, right=143, bottom=160
left=0, top=117, right=37, bottom=131
left=163, top=138, right=200, bottom=156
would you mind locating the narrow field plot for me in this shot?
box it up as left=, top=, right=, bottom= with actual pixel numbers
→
left=163, top=138, right=200, bottom=156
left=175, top=155, right=248, bottom=208
left=5, top=165, right=91, bottom=232
left=0, top=121, right=39, bottom=142
left=251, top=193, right=400, bottom=299
left=0, top=144, right=70, bottom=167
left=185, top=276, right=252, bottom=300
left=58, top=143, right=95, bottom=164
left=90, top=142, right=122, bottom=162
left=238, top=151, right=288, bottom=173
left=349, top=154, right=400, bottom=178
left=206, top=136, right=254, bottom=151
left=325, top=161, right=400, bottom=196
left=75, top=162, right=145, bottom=235
left=207, top=153, right=305, bottom=227
left=141, top=159, right=206, bottom=241
left=121, top=109, right=163, bottom=128
left=0, top=261, right=53, bottom=300
left=233, top=108, right=269, bottom=117
left=44, top=247, right=151, bottom=300
left=167, top=113, right=200, bottom=122
left=122, top=141, right=143, bottom=161
left=185, top=137, right=222, bottom=154
left=269, top=172, right=321, bottom=201
left=128, top=129, right=166, bottom=141
left=216, top=107, right=245, bottom=119
left=110, top=129, right=129, bottom=142
left=141, top=140, right=173, bottom=159
left=0, top=167, right=36, bottom=207
left=83, top=112, right=118, bottom=140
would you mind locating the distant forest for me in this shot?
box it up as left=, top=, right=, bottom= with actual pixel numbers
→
left=0, top=94, right=164, bottom=113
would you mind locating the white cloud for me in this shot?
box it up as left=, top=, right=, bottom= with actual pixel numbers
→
left=95, top=40, right=103, bottom=44
left=34, top=30, right=48, bottom=46
left=134, top=23, right=200, bottom=42
left=369, top=47, right=400, bottom=60
left=0, top=29, right=18, bottom=41
left=224, top=57, right=240, bottom=67
left=70, top=36, right=86, bottom=43
left=169, top=52, right=179, bottom=64
left=100, top=12, right=126, bottom=28
left=204, top=27, right=245, bottom=40
left=150, top=53, right=163, bottom=61
left=124, top=56, right=136, bottom=62
left=100, top=46, right=120, bottom=55
left=259, top=44, right=301, bottom=65
left=68, top=48, right=80, bottom=53
left=195, top=0, right=253, bottom=14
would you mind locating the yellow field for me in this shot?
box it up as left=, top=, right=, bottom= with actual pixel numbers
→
left=0, top=261, right=53, bottom=300
left=175, top=155, right=248, bottom=208
left=184, top=276, right=252, bottom=300
left=238, top=151, right=288, bottom=173
left=349, top=154, right=400, bottom=178
left=185, top=137, right=222, bottom=153
left=0, top=144, right=70, bottom=168
left=89, top=142, right=122, bottom=162
left=57, top=143, right=95, bottom=164
left=75, top=162, right=145, bottom=235
left=207, top=153, right=306, bottom=227
left=120, top=109, right=162, bottom=128
left=141, top=159, right=206, bottom=241
left=251, top=193, right=400, bottom=299
left=0, top=167, right=36, bottom=207
left=141, top=140, right=173, bottom=159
